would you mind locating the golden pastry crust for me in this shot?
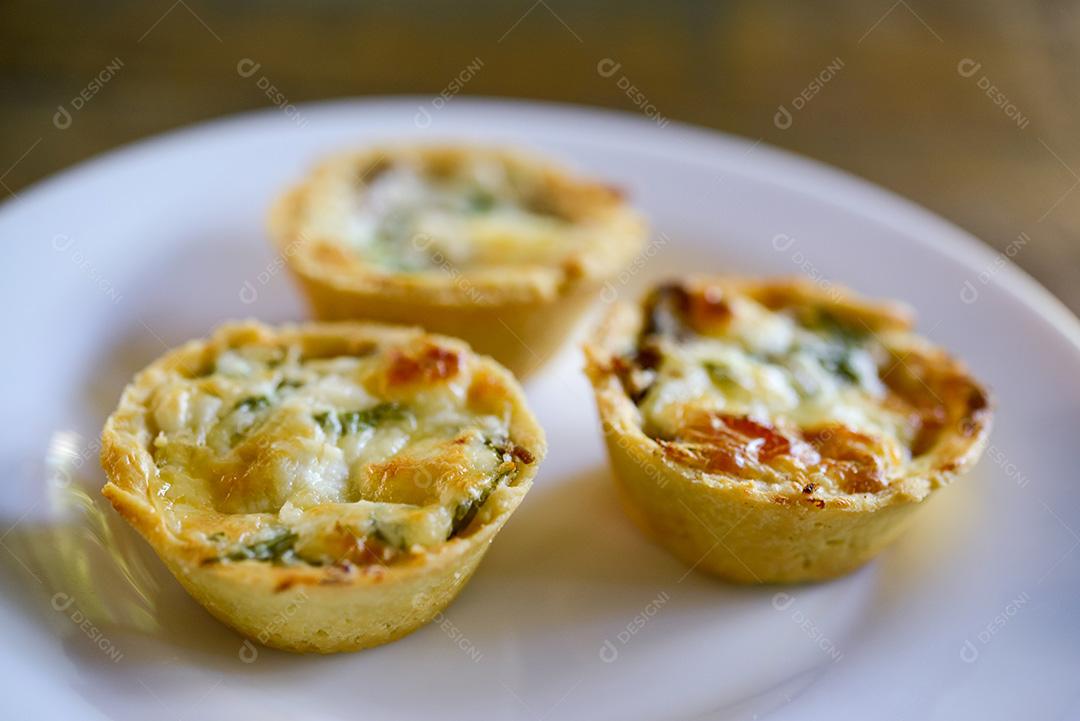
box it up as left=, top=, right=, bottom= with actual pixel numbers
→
left=269, top=144, right=646, bottom=376
left=584, top=277, right=992, bottom=583
left=101, top=321, right=545, bottom=652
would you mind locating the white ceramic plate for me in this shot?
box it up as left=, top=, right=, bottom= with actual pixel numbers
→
left=2, top=99, right=1078, bottom=721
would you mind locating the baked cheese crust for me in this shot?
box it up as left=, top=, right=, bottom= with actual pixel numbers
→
left=270, top=145, right=646, bottom=375
left=585, top=277, right=992, bottom=582
left=101, top=321, right=545, bottom=652
left=294, top=145, right=623, bottom=273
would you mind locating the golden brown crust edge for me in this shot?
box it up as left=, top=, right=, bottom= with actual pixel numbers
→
left=100, top=320, right=546, bottom=652
left=268, top=145, right=648, bottom=377
left=583, top=276, right=993, bottom=583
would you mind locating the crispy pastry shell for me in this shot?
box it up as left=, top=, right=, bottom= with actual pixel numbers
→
left=584, top=277, right=993, bottom=583
left=269, top=145, right=647, bottom=377
left=101, top=321, right=545, bottom=652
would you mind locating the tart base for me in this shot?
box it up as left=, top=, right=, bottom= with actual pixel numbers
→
left=100, top=320, right=545, bottom=653
left=105, top=454, right=528, bottom=654
left=602, top=429, right=925, bottom=583
left=268, top=146, right=647, bottom=378
left=584, top=278, right=992, bottom=584
left=162, top=522, right=496, bottom=654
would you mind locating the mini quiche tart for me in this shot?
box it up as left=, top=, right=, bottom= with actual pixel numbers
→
left=101, top=321, right=544, bottom=652
left=269, top=144, right=646, bottom=377
left=584, top=277, right=992, bottom=583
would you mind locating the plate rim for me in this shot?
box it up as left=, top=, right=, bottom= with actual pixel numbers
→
left=3, top=95, right=1079, bottom=358
left=2, top=94, right=1079, bottom=720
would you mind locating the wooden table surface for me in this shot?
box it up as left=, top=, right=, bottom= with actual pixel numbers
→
left=3, top=0, right=1078, bottom=312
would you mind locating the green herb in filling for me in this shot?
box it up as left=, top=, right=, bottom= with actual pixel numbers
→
left=703, top=360, right=744, bottom=393
left=815, top=344, right=861, bottom=384
left=467, top=189, right=496, bottom=212
left=313, top=410, right=341, bottom=435
left=341, top=403, right=405, bottom=433
left=451, top=438, right=520, bottom=536
left=314, top=402, right=407, bottom=435
left=226, top=530, right=298, bottom=564
left=234, top=395, right=271, bottom=413
left=450, top=474, right=505, bottom=537
left=369, top=520, right=410, bottom=551
left=807, top=308, right=870, bottom=345
left=789, top=308, right=875, bottom=385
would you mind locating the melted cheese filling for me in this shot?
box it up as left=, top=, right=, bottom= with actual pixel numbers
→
left=146, top=341, right=526, bottom=565
left=342, top=160, right=576, bottom=271
left=628, top=290, right=920, bottom=497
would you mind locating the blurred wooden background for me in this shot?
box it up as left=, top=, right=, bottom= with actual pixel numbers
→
left=3, top=0, right=1078, bottom=312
